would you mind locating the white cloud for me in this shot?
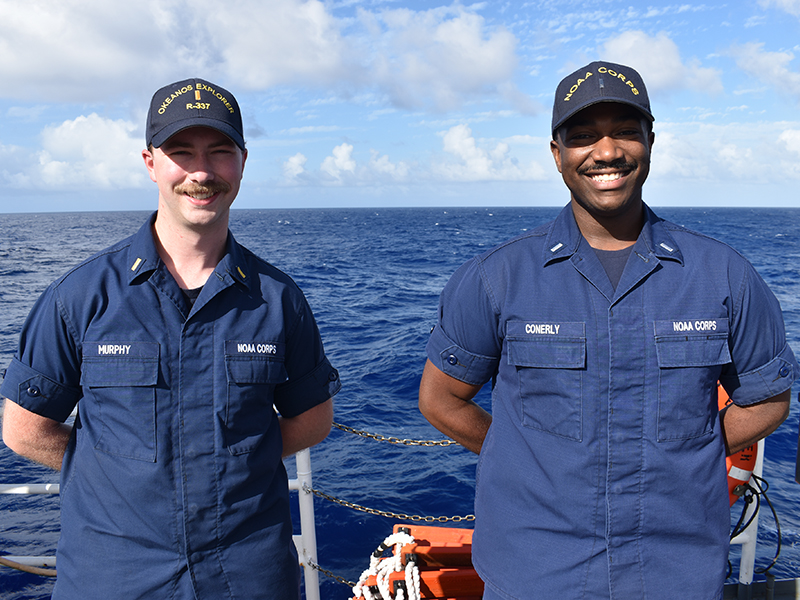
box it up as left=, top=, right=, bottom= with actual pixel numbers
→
left=651, top=120, right=800, bottom=182
left=212, top=0, right=352, bottom=89
left=280, top=125, right=545, bottom=186
left=360, top=5, right=525, bottom=111
left=38, top=114, right=145, bottom=189
left=0, top=1, right=166, bottom=102
left=601, top=31, right=724, bottom=96
left=433, top=124, right=547, bottom=181
left=283, top=143, right=410, bottom=185
left=283, top=152, right=308, bottom=179
left=0, top=114, right=146, bottom=190
left=0, top=1, right=530, bottom=114
left=728, top=42, right=800, bottom=100
left=779, top=129, right=800, bottom=154
left=759, top=0, right=800, bottom=17
left=368, top=149, right=410, bottom=180
left=321, top=143, right=357, bottom=181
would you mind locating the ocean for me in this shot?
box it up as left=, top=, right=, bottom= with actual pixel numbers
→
left=0, top=207, right=799, bottom=599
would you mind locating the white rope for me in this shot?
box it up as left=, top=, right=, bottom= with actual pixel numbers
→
left=352, top=532, right=420, bottom=600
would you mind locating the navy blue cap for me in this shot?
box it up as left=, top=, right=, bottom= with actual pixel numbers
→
left=552, top=61, right=653, bottom=136
left=146, top=78, right=245, bottom=150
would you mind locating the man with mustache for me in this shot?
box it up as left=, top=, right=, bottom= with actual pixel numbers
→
left=419, top=61, right=798, bottom=599
left=2, top=78, right=341, bottom=599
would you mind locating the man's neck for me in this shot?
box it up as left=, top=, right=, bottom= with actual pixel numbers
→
left=571, top=199, right=644, bottom=251
left=152, top=215, right=228, bottom=290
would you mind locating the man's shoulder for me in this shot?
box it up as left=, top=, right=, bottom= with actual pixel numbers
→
left=52, top=235, right=136, bottom=289
left=236, top=243, right=306, bottom=295
left=475, top=220, right=552, bottom=266
left=656, top=218, right=750, bottom=262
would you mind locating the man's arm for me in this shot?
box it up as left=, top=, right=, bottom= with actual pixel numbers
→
left=418, top=359, right=491, bottom=455
left=2, top=397, right=72, bottom=471
left=720, top=389, right=791, bottom=456
left=279, top=398, right=333, bottom=458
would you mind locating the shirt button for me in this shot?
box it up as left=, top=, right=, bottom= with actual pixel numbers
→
left=189, top=504, right=199, bottom=515
left=447, top=355, right=458, bottom=366
left=27, top=386, right=41, bottom=397
left=779, top=366, right=791, bottom=378
left=329, top=370, right=339, bottom=382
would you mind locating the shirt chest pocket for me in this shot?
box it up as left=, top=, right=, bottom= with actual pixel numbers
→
left=654, top=320, right=731, bottom=442
left=224, top=352, right=288, bottom=455
left=81, top=342, right=159, bottom=462
left=506, top=323, right=586, bottom=442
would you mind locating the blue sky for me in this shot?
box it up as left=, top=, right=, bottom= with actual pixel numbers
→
left=1, top=0, right=799, bottom=212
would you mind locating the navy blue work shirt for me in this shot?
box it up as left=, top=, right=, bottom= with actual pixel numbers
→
left=426, top=204, right=798, bottom=600
left=1, top=214, right=341, bottom=600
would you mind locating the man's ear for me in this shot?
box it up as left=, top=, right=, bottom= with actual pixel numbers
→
left=550, top=138, right=563, bottom=174
left=142, top=148, right=157, bottom=184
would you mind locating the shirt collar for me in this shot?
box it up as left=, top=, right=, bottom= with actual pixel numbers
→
left=215, top=231, right=252, bottom=291
left=543, top=203, right=684, bottom=266
left=125, top=212, right=252, bottom=290
left=126, top=212, right=161, bottom=284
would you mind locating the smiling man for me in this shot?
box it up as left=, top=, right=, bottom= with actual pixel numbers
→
left=1, top=78, right=341, bottom=599
left=419, top=62, right=798, bottom=599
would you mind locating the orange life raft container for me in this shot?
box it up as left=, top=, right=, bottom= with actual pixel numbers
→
left=351, top=524, right=483, bottom=600
left=718, top=384, right=759, bottom=506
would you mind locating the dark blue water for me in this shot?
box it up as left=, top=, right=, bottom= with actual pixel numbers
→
left=1, top=207, right=798, bottom=599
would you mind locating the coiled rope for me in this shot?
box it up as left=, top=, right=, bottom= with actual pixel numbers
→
left=352, top=532, right=421, bottom=600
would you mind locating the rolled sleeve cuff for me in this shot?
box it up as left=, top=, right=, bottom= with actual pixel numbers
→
left=426, top=325, right=499, bottom=386
left=274, top=358, right=341, bottom=418
left=726, top=343, right=799, bottom=406
left=0, top=358, right=80, bottom=422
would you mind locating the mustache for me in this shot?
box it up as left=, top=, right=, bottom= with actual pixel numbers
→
left=174, top=181, right=231, bottom=196
left=579, top=160, right=638, bottom=176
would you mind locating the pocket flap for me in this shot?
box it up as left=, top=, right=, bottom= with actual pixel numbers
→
left=507, top=338, right=586, bottom=369
left=654, top=320, right=731, bottom=368
left=81, top=342, right=159, bottom=386
left=225, top=357, right=288, bottom=385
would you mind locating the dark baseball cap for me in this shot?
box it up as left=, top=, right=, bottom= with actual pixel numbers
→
left=551, top=61, right=653, bottom=136
left=146, top=78, right=245, bottom=150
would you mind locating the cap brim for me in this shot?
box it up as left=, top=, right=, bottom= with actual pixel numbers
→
left=552, top=98, right=654, bottom=135
left=149, top=118, right=245, bottom=150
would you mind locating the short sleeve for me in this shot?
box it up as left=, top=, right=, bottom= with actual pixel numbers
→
left=721, top=261, right=799, bottom=405
left=1, top=284, right=82, bottom=421
left=426, top=258, right=501, bottom=386
left=272, top=296, right=340, bottom=418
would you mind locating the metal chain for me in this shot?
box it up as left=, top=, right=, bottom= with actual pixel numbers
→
left=306, top=485, right=475, bottom=523
left=332, top=422, right=457, bottom=447
left=307, top=558, right=357, bottom=588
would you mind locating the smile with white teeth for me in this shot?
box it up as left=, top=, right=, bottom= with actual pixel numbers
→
left=187, top=191, right=215, bottom=200
left=589, top=172, right=624, bottom=182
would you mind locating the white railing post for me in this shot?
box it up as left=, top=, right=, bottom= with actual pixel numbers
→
left=729, top=438, right=765, bottom=586
left=3, top=449, right=323, bottom=600
left=288, top=447, right=320, bottom=600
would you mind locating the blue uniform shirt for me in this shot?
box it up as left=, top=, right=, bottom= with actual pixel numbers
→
left=427, top=204, right=798, bottom=600
left=1, top=215, right=341, bottom=600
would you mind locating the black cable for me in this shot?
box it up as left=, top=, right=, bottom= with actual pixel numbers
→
left=729, top=474, right=782, bottom=576
left=751, top=475, right=781, bottom=574
left=730, top=485, right=759, bottom=540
